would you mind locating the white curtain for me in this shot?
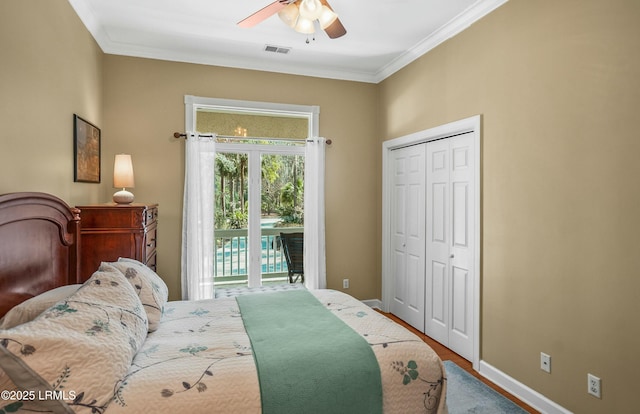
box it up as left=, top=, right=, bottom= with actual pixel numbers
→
left=181, top=133, right=216, bottom=300
left=303, top=137, right=327, bottom=289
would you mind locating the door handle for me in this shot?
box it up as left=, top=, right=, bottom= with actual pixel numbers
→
left=450, top=253, right=455, bottom=258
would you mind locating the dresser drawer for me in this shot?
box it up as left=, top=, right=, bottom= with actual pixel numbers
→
left=145, top=226, right=157, bottom=260
left=145, top=252, right=157, bottom=271
left=145, top=207, right=158, bottom=226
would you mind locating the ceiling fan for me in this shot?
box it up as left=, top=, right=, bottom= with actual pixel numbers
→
left=238, top=0, right=347, bottom=39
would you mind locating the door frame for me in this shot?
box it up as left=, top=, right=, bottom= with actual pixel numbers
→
left=382, top=115, right=481, bottom=370
left=184, top=95, right=319, bottom=288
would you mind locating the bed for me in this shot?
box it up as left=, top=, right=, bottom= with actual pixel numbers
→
left=0, top=192, right=447, bottom=414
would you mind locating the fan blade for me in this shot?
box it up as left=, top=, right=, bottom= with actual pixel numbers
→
left=238, top=0, right=291, bottom=28
left=324, top=17, right=346, bottom=39
left=319, top=0, right=346, bottom=39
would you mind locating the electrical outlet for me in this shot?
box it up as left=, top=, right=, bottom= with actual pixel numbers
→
left=588, top=374, right=601, bottom=398
left=540, top=352, right=551, bottom=373
left=342, top=279, right=349, bottom=289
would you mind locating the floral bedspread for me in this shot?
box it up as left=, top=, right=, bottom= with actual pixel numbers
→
left=103, top=289, right=447, bottom=414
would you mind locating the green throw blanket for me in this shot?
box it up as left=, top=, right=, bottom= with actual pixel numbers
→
left=236, top=290, right=383, bottom=414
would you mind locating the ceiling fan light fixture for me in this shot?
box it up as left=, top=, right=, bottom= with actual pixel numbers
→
left=238, top=0, right=345, bottom=40
left=318, top=6, right=338, bottom=29
left=298, top=0, right=322, bottom=21
left=278, top=3, right=299, bottom=28
left=294, top=15, right=315, bottom=34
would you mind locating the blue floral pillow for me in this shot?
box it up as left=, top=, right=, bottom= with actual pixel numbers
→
left=0, top=284, right=82, bottom=330
left=0, top=263, right=148, bottom=414
left=111, top=258, right=169, bottom=332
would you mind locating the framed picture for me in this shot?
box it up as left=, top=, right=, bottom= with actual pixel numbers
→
left=73, top=114, right=101, bottom=183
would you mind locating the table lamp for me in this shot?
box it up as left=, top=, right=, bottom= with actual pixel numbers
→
left=113, top=154, right=135, bottom=204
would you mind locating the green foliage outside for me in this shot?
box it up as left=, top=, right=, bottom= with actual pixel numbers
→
left=214, top=152, right=304, bottom=229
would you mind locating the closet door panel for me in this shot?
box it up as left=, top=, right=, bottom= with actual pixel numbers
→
left=406, top=252, right=423, bottom=314
left=426, top=139, right=450, bottom=343
left=430, top=260, right=447, bottom=328
left=432, top=183, right=447, bottom=242
left=389, top=145, right=425, bottom=330
left=451, top=265, right=470, bottom=335
left=393, top=250, right=406, bottom=304
left=448, top=134, right=474, bottom=359
left=452, top=182, right=469, bottom=248
left=426, top=134, right=475, bottom=361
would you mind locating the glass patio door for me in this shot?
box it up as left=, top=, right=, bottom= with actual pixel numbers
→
left=187, top=96, right=319, bottom=293
left=260, top=152, right=305, bottom=285
left=214, top=146, right=305, bottom=287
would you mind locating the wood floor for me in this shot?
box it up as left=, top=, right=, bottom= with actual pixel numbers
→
left=381, top=311, right=540, bottom=413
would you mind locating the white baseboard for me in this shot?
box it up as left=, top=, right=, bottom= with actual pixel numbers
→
left=362, top=299, right=383, bottom=309
left=364, top=303, right=568, bottom=413
left=478, top=360, right=573, bottom=414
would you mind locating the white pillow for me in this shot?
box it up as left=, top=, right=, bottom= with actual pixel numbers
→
left=0, top=285, right=82, bottom=330
left=0, top=263, right=148, bottom=414
left=110, top=258, right=169, bottom=332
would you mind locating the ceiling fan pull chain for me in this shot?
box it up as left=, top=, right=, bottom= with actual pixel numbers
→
left=305, top=33, right=316, bottom=44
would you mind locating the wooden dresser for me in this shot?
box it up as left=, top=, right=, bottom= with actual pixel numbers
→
left=76, top=203, right=158, bottom=282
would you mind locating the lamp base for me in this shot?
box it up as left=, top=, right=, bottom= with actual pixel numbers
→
left=113, top=189, right=134, bottom=204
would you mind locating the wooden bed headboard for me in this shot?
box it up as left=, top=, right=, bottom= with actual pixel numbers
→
left=0, top=192, right=80, bottom=318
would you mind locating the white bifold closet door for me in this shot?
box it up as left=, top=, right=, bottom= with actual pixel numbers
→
left=389, top=144, right=426, bottom=331
left=425, top=132, right=475, bottom=360
left=389, top=132, right=475, bottom=361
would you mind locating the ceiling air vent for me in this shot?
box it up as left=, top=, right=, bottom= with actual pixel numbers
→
left=264, top=45, right=291, bottom=55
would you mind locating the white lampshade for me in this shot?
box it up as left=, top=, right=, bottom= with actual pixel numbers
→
left=113, top=154, right=135, bottom=188
left=318, top=6, right=338, bottom=29
left=113, top=154, right=135, bottom=204
left=278, top=3, right=299, bottom=28
left=294, top=16, right=315, bottom=34
left=298, top=0, right=322, bottom=20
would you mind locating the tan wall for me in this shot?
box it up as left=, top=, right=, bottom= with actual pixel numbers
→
left=379, top=0, right=640, bottom=412
left=102, top=56, right=380, bottom=301
left=0, top=0, right=104, bottom=205
left=4, top=0, right=639, bottom=411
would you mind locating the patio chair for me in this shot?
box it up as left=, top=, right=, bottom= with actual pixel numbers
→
left=280, top=232, right=304, bottom=284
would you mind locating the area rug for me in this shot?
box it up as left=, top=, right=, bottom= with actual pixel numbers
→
left=444, top=361, right=529, bottom=414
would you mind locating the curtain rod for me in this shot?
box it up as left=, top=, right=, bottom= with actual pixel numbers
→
left=173, top=132, right=331, bottom=145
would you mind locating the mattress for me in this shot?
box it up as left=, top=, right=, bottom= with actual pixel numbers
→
left=103, top=289, right=447, bottom=414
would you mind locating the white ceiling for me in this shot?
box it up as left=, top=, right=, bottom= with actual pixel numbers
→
left=68, top=0, right=507, bottom=84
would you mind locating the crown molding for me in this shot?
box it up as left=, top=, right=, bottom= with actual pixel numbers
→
left=374, top=0, right=509, bottom=83
left=69, top=0, right=509, bottom=84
